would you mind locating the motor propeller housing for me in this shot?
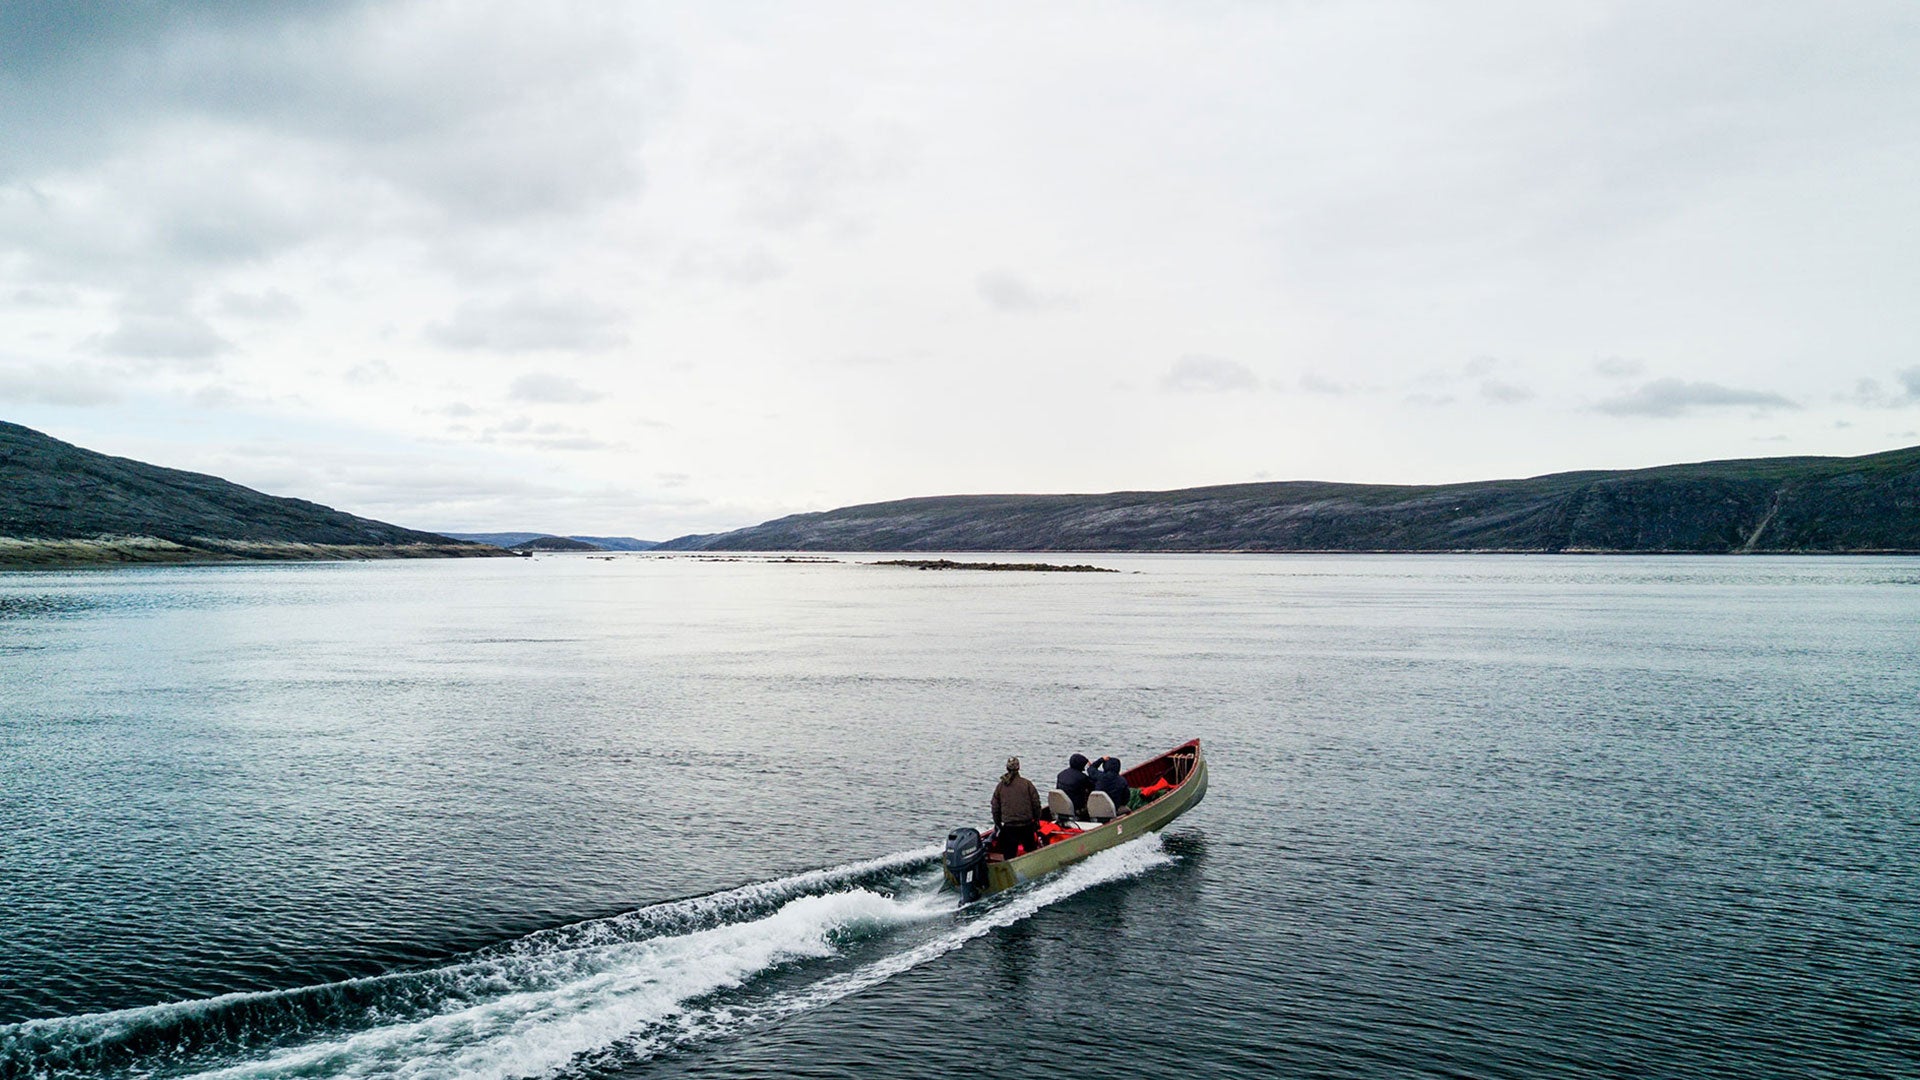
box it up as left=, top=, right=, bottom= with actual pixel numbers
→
left=943, top=826, right=988, bottom=902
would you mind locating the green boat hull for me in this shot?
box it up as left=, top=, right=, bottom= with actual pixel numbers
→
left=948, top=740, right=1207, bottom=897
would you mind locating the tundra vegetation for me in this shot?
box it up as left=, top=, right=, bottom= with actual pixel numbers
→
left=0, top=421, right=507, bottom=568
left=660, top=447, right=1920, bottom=554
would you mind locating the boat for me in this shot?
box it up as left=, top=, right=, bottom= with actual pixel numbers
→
left=942, top=738, right=1207, bottom=900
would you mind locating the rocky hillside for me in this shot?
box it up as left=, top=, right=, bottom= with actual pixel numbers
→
left=0, top=421, right=509, bottom=566
left=659, top=446, right=1920, bottom=554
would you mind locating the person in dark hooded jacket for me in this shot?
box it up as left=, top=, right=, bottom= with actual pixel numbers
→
left=1092, top=755, right=1131, bottom=812
left=1055, top=753, right=1094, bottom=817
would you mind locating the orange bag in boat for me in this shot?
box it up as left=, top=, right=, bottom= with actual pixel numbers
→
left=1139, top=778, right=1174, bottom=800
left=1035, top=820, right=1072, bottom=845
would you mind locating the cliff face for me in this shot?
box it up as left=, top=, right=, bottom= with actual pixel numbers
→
left=659, top=447, right=1920, bottom=553
left=0, top=421, right=508, bottom=566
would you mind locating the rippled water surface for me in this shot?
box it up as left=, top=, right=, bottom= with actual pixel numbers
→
left=2, top=554, right=1916, bottom=1078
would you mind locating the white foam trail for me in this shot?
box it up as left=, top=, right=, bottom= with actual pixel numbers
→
left=487, top=844, right=945, bottom=957
left=4, top=839, right=1174, bottom=1080
left=183, top=889, right=952, bottom=1080
left=758, top=833, right=1175, bottom=1021
left=3, top=845, right=941, bottom=1051
left=529, top=836, right=1177, bottom=1072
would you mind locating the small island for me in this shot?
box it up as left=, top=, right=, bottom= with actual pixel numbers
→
left=871, top=559, right=1118, bottom=573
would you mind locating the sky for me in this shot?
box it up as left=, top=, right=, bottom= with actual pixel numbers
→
left=2, top=1, right=1917, bottom=539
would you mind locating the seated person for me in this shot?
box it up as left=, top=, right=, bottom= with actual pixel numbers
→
left=1055, top=753, right=1094, bottom=817
left=1092, top=755, right=1131, bottom=813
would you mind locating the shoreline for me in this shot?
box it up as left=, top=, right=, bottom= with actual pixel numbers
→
left=0, top=536, right=512, bottom=570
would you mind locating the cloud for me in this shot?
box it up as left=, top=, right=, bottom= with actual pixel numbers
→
left=468, top=413, right=617, bottom=451
left=428, top=295, right=627, bottom=353
left=344, top=360, right=396, bottom=385
left=1596, top=378, right=1800, bottom=418
left=5, top=5, right=1917, bottom=534
left=218, top=289, right=300, bottom=319
left=522, top=435, right=611, bottom=452
left=0, top=1, right=666, bottom=351
left=0, top=125, right=380, bottom=290
left=190, top=385, right=246, bottom=409
left=0, top=4, right=658, bottom=220
left=1480, top=379, right=1534, bottom=403
left=0, top=362, right=120, bottom=406
left=1593, top=356, right=1646, bottom=378
left=976, top=271, right=1074, bottom=312
left=1297, top=374, right=1359, bottom=395
left=672, top=245, right=786, bottom=286
left=508, top=373, right=606, bottom=404
left=1847, top=378, right=1887, bottom=406
left=716, top=125, right=911, bottom=233
left=86, top=311, right=230, bottom=364
left=1161, top=354, right=1259, bottom=393
left=1413, top=357, right=1512, bottom=391
left=1850, top=366, right=1920, bottom=407
left=10, top=286, right=78, bottom=308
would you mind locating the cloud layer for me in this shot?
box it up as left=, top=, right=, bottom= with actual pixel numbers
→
left=2, top=3, right=1917, bottom=534
left=1597, top=379, right=1801, bottom=418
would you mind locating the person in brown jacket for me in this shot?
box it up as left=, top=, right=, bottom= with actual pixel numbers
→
left=990, top=756, right=1042, bottom=859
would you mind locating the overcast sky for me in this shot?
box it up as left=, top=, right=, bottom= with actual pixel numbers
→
left=3, top=2, right=1917, bottom=538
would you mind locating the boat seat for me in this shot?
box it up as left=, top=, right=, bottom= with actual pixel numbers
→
left=1086, top=791, right=1118, bottom=822
left=1047, top=789, right=1078, bottom=821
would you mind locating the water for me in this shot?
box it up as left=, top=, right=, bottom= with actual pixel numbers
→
left=2, top=554, right=1915, bottom=1078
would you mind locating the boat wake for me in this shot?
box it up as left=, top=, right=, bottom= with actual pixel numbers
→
left=1, top=838, right=1174, bottom=1080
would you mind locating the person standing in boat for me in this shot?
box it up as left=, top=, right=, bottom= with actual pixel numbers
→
left=990, top=756, right=1042, bottom=858
left=1055, top=753, right=1094, bottom=818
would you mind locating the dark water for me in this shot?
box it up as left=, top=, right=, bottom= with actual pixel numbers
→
left=2, top=554, right=1916, bottom=1079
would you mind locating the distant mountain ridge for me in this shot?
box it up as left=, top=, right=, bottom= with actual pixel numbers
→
left=438, top=532, right=659, bottom=551
left=0, top=421, right=507, bottom=566
left=658, top=446, right=1920, bottom=554
left=509, top=536, right=601, bottom=552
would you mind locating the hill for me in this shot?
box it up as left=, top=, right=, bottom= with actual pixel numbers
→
left=440, top=532, right=658, bottom=551
left=436, top=531, right=551, bottom=548
left=657, top=446, right=1920, bottom=554
left=566, top=535, right=659, bottom=551
left=0, top=421, right=510, bottom=567
left=509, top=536, right=603, bottom=552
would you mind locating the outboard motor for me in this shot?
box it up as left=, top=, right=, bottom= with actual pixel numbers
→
left=944, top=826, right=989, bottom=902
